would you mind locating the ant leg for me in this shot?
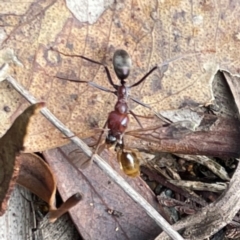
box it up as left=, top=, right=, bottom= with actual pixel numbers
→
left=130, top=96, right=152, bottom=110
left=129, top=110, right=143, bottom=128
left=54, top=75, right=88, bottom=83
left=80, top=56, right=118, bottom=90
left=50, top=47, right=117, bottom=90
left=80, top=120, right=108, bottom=169
left=130, top=96, right=172, bottom=124
left=129, top=66, right=158, bottom=88
left=52, top=75, right=116, bottom=94
left=130, top=108, right=156, bottom=129
left=129, top=52, right=200, bottom=89
left=45, top=72, right=88, bottom=84
left=88, top=82, right=116, bottom=94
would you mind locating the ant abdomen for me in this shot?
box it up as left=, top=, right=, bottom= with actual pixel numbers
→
left=117, top=148, right=140, bottom=177
left=113, top=49, right=132, bottom=80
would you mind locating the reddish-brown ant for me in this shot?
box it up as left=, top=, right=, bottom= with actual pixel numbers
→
left=50, top=48, right=173, bottom=177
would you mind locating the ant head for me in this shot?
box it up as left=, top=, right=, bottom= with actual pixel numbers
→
left=113, top=49, right=132, bottom=81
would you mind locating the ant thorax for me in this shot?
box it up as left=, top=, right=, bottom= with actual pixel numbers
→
left=107, top=111, right=129, bottom=143
left=114, top=85, right=130, bottom=114
left=116, top=85, right=129, bottom=99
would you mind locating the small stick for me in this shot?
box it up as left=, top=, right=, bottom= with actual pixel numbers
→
left=6, top=75, right=184, bottom=240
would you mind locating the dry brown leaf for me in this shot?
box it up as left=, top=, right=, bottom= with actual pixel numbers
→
left=48, top=192, right=82, bottom=223
left=43, top=143, right=165, bottom=240
left=17, top=153, right=82, bottom=224
left=17, top=152, right=82, bottom=223
left=0, top=102, right=43, bottom=215
left=1, top=0, right=240, bottom=152
left=17, top=153, right=57, bottom=210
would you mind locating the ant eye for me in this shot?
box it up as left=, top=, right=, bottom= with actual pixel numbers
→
left=113, top=49, right=132, bottom=80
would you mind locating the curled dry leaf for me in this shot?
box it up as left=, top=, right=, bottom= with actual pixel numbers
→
left=17, top=153, right=57, bottom=210
left=0, top=102, right=44, bottom=215
left=17, top=153, right=82, bottom=222
left=48, top=192, right=82, bottom=223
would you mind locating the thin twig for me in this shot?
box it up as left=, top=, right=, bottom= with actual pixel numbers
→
left=6, top=75, right=184, bottom=240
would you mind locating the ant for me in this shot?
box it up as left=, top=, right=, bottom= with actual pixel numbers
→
left=51, top=47, right=170, bottom=177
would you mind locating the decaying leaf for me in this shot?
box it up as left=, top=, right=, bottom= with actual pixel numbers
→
left=1, top=0, right=240, bottom=152
left=48, top=192, right=82, bottom=223
left=0, top=185, right=81, bottom=240
left=0, top=102, right=44, bottom=215
left=17, top=153, right=57, bottom=210
left=160, top=109, right=204, bottom=130
left=17, top=153, right=82, bottom=222
left=43, top=143, right=165, bottom=240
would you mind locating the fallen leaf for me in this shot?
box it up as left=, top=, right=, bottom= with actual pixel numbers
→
left=1, top=0, right=240, bottom=152
left=43, top=143, right=166, bottom=240
left=17, top=153, right=57, bottom=210
left=0, top=102, right=44, bottom=215
left=0, top=185, right=81, bottom=240
left=17, top=153, right=82, bottom=222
